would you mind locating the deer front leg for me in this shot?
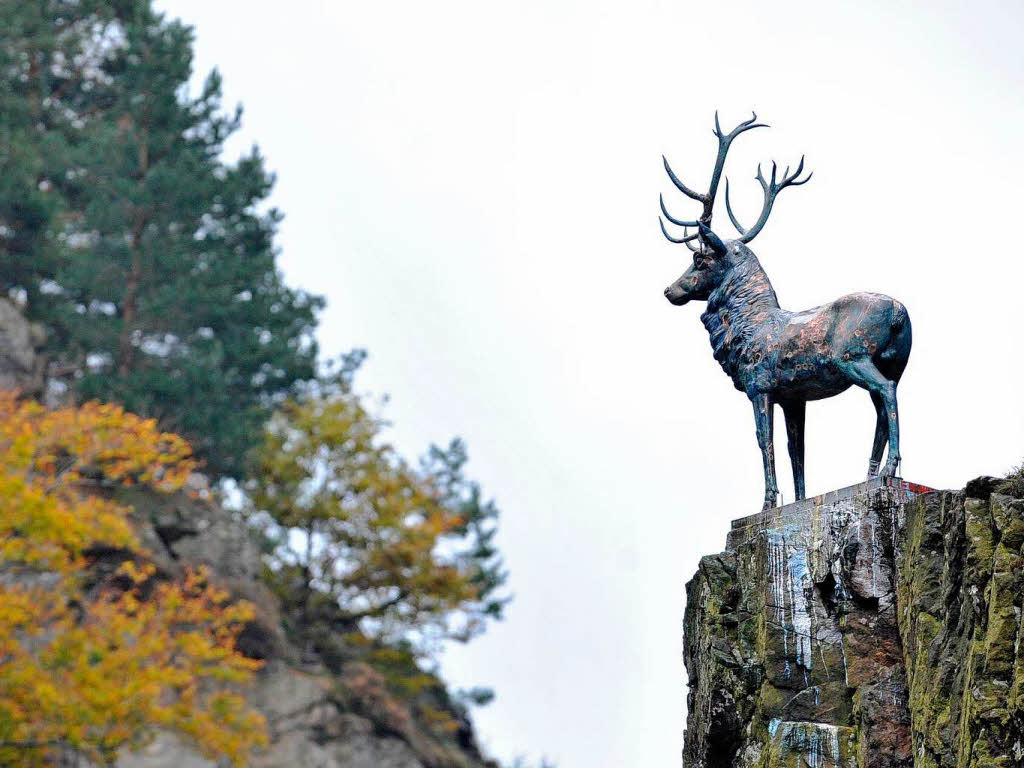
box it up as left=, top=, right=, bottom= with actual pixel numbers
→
left=781, top=400, right=806, bottom=501
left=752, top=394, right=779, bottom=510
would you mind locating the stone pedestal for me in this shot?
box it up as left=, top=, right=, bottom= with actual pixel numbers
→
left=683, top=477, right=933, bottom=768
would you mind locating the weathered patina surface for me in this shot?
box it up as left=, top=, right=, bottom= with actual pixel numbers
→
left=660, top=114, right=912, bottom=510
left=683, top=477, right=1024, bottom=767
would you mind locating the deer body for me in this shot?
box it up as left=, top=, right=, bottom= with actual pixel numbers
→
left=659, top=114, right=911, bottom=510
left=697, top=248, right=910, bottom=401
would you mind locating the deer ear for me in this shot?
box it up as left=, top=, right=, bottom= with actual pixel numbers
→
left=698, top=223, right=727, bottom=255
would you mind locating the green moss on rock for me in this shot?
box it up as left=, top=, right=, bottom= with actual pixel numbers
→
left=684, top=478, right=1024, bottom=767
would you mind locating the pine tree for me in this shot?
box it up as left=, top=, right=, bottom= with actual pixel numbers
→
left=0, top=1, right=114, bottom=303
left=0, top=1, right=323, bottom=477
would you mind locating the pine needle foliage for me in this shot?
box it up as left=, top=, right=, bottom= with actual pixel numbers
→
left=0, top=1, right=322, bottom=478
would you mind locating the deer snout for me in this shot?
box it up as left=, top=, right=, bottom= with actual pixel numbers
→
left=664, top=284, right=690, bottom=306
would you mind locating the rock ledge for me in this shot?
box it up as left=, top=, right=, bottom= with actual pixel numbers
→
left=683, top=477, right=1024, bottom=768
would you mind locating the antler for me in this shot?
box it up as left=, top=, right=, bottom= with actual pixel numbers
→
left=659, top=111, right=768, bottom=246
left=658, top=215, right=701, bottom=251
left=725, top=156, right=813, bottom=243
left=659, top=194, right=700, bottom=245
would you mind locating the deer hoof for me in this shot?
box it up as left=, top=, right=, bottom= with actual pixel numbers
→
left=881, top=458, right=900, bottom=478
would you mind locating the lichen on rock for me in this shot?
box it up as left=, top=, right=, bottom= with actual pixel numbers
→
left=897, top=483, right=1024, bottom=767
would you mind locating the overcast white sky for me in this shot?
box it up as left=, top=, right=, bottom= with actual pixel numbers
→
left=156, top=1, right=1024, bottom=765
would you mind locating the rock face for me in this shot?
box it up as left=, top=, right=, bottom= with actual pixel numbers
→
left=683, top=477, right=1024, bottom=767
left=898, top=479, right=1024, bottom=767
left=117, top=662, right=435, bottom=768
left=108, top=487, right=496, bottom=768
left=0, top=297, right=45, bottom=396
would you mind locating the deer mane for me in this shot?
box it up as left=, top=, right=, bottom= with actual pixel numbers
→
left=701, top=254, right=780, bottom=386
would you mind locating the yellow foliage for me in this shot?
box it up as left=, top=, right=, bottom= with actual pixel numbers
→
left=249, top=394, right=479, bottom=646
left=0, top=394, right=266, bottom=766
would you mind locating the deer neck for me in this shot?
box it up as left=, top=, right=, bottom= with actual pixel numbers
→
left=700, top=257, right=781, bottom=383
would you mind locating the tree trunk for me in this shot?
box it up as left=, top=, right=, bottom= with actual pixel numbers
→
left=117, top=211, right=145, bottom=376
left=117, top=109, right=149, bottom=377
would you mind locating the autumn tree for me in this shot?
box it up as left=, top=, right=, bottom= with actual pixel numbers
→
left=0, top=393, right=266, bottom=766
left=247, top=372, right=507, bottom=656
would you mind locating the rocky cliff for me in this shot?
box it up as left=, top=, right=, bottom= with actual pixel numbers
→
left=113, top=484, right=497, bottom=768
left=0, top=297, right=45, bottom=396
left=0, top=301, right=497, bottom=768
left=683, top=476, right=1024, bottom=768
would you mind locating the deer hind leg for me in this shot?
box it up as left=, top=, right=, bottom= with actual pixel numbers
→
left=752, top=394, right=779, bottom=510
left=867, top=392, right=889, bottom=478
left=841, top=358, right=901, bottom=479
left=781, top=401, right=806, bottom=501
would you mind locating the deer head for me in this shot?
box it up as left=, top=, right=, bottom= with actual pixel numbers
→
left=661, top=112, right=811, bottom=306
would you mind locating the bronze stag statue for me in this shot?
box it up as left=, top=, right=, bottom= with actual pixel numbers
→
left=660, top=112, right=911, bottom=510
